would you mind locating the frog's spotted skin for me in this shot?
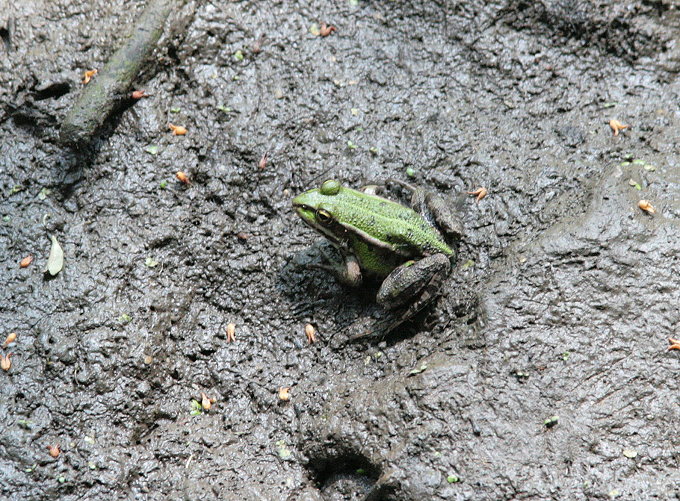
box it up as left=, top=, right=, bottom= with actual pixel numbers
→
left=293, top=180, right=453, bottom=278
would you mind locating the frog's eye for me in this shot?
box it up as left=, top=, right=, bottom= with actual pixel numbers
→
left=316, top=208, right=333, bottom=226
left=320, top=179, right=341, bottom=196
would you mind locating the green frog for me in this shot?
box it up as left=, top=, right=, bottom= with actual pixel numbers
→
left=292, top=179, right=461, bottom=326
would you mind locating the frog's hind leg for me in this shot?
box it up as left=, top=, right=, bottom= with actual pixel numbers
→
left=388, top=179, right=464, bottom=240
left=376, top=254, right=450, bottom=311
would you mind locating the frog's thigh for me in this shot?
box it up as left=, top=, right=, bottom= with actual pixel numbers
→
left=376, top=254, right=450, bottom=310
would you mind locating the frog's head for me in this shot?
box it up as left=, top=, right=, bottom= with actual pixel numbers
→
left=292, top=179, right=344, bottom=243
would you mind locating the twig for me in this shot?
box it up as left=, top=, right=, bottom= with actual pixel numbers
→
left=59, top=0, right=182, bottom=147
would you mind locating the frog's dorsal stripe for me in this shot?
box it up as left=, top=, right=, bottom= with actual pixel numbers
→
left=330, top=191, right=453, bottom=257
left=335, top=220, right=412, bottom=257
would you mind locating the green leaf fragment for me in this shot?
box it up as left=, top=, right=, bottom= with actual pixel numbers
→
left=234, top=50, right=244, bottom=61
left=17, top=419, right=32, bottom=429
left=38, top=188, right=51, bottom=200
left=170, top=107, right=181, bottom=113
left=218, top=105, right=232, bottom=113
left=190, top=399, right=202, bottom=416
left=88, top=462, right=97, bottom=470
left=145, top=145, right=159, bottom=155
left=2, top=215, right=9, bottom=222
left=623, top=153, right=634, bottom=160
left=628, top=179, right=641, bottom=190
left=356, top=468, right=366, bottom=475
left=159, top=180, right=168, bottom=189
left=409, top=363, right=428, bottom=375
left=562, top=352, right=570, bottom=361
left=349, top=0, right=359, bottom=5
left=46, top=235, right=64, bottom=276
left=632, top=159, right=645, bottom=165
left=145, top=257, right=159, bottom=268
left=309, top=23, right=320, bottom=36
left=619, top=161, right=630, bottom=167
left=447, top=475, right=460, bottom=483
left=347, top=140, right=357, bottom=150
left=119, top=313, right=132, bottom=324
left=643, top=164, right=656, bottom=171
left=276, top=440, right=292, bottom=459
left=369, top=147, right=379, bottom=155
left=603, top=102, right=617, bottom=108
left=461, top=259, right=475, bottom=270
left=58, top=476, right=65, bottom=483
left=544, top=415, right=559, bottom=428
left=406, top=167, right=416, bottom=178
left=9, top=185, right=23, bottom=195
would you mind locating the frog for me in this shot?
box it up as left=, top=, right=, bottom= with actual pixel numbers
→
left=292, top=179, right=462, bottom=331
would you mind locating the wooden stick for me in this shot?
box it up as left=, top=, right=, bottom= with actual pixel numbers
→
left=59, top=0, right=180, bottom=147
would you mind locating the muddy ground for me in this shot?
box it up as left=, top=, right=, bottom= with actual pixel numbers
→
left=1, top=0, right=679, bottom=499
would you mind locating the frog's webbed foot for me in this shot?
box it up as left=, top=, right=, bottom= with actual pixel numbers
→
left=311, top=246, right=363, bottom=287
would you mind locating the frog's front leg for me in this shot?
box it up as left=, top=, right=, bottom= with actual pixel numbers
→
left=313, top=247, right=363, bottom=287
left=376, top=254, right=450, bottom=311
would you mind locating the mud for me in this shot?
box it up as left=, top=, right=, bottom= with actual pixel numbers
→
left=1, top=0, right=679, bottom=499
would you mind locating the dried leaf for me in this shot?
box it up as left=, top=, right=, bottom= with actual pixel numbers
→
left=46, top=235, right=64, bottom=276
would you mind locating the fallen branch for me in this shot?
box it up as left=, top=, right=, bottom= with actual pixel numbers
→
left=59, top=0, right=181, bottom=147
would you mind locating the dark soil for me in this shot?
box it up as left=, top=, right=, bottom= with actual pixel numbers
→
left=1, top=0, right=679, bottom=499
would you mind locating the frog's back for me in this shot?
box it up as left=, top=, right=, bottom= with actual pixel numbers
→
left=334, top=187, right=453, bottom=258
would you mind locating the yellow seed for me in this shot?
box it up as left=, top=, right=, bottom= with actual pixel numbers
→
left=638, top=200, right=656, bottom=214
left=3, top=332, right=16, bottom=348
left=609, top=119, right=629, bottom=136
left=1, top=353, right=12, bottom=371
left=226, top=323, right=236, bottom=342
left=175, top=171, right=190, bottom=184
left=168, top=123, right=187, bottom=136
left=201, top=392, right=213, bottom=410
left=305, top=324, right=316, bottom=344
left=467, top=187, right=488, bottom=202
left=82, top=69, right=97, bottom=84
left=278, top=387, right=291, bottom=401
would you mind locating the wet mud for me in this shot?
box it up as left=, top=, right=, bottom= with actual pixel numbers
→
left=1, top=0, right=679, bottom=499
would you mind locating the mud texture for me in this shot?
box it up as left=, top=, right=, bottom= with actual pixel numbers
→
left=1, top=1, right=679, bottom=500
